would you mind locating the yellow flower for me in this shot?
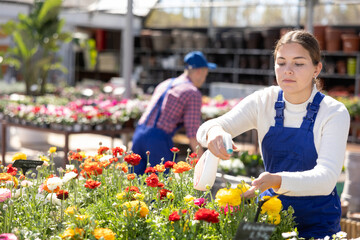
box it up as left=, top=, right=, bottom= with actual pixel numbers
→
left=60, top=227, right=84, bottom=239
left=79, top=151, right=86, bottom=158
left=267, top=212, right=281, bottom=225
left=237, top=181, right=251, bottom=194
left=65, top=206, right=77, bottom=215
left=154, top=164, right=165, bottom=172
left=261, top=196, right=282, bottom=215
left=49, top=147, right=57, bottom=154
left=93, top=228, right=116, bottom=240
left=184, top=194, right=196, bottom=203
left=122, top=200, right=149, bottom=218
left=134, top=193, right=145, bottom=200
left=116, top=192, right=126, bottom=200
left=167, top=192, right=175, bottom=200
left=12, top=152, right=27, bottom=161
left=39, top=155, right=49, bottom=162
left=76, top=214, right=89, bottom=221
left=215, top=187, right=242, bottom=207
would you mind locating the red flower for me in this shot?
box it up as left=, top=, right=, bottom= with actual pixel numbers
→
left=56, top=190, right=69, bottom=200
left=145, top=167, right=156, bottom=173
left=125, top=186, right=140, bottom=193
left=169, top=210, right=188, bottom=222
left=194, top=208, right=219, bottom=223
left=6, top=164, right=18, bottom=176
left=69, top=151, right=83, bottom=161
left=190, top=158, right=199, bottom=166
left=157, top=182, right=165, bottom=188
left=112, top=147, right=124, bottom=157
left=158, top=189, right=172, bottom=200
left=84, top=179, right=101, bottom=189
left=127, top=174, right=135, bottom=180
left=189, top=153, right=197, bottom=158
left=98, top=146, right=109, bottom=155
left=170, top=147, right=180, bottom=153
left=124, top=153, right=141, bottom=166
left=145, top=173, right=159, bottom=187
left=164, top=161, right=175, bottom=168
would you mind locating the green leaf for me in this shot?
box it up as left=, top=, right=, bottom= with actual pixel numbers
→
left=37, top=0, right=62, bottom=27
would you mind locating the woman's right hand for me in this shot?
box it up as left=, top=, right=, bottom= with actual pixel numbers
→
left=206, top=126, right=233, bottom=160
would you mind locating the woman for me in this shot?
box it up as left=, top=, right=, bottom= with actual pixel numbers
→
left=196, top=30, right=350, bottom=238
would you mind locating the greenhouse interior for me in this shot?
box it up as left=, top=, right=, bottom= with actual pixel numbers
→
left=1, top=0, right=360, bottom=239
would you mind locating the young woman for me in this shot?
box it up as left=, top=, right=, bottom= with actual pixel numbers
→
left=196, top=30, right=350, bottom=238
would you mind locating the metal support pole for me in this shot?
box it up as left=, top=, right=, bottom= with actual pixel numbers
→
left=122, top=0, right=133, bottom=99
left=306, top=0, right=317, bottom=34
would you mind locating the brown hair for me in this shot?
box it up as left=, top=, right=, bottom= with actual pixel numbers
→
left=273, top=30, right=323, bottom=89
left=274, top=30, right=321, bottom=65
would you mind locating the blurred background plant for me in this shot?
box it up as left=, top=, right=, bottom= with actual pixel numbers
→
left=0, top=0, right=72, bottom=95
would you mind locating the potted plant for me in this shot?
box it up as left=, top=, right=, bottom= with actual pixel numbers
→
left=0, top=0, right=72, bottom=96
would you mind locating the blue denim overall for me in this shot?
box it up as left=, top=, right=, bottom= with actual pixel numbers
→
left=261, top=90, right=341, bottom=239
left=132, top=78, right=185, bottom=175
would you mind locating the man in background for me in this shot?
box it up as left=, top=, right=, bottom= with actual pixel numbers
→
left=132, top=51, right=216, bottom=174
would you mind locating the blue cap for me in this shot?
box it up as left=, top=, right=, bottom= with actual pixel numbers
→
left=184, top=51, right=217, bottom=69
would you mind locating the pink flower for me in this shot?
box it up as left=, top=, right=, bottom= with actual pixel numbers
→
left=0, top=233, right=18, bottom=240
left=0, top=188, right=11, bottom=202
left=194, top=198, right=207, bottom=207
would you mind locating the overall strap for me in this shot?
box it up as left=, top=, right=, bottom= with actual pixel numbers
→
left=144, top=78, right=176, bottom=126
left=301, top=92, right=325, bottom=131
left=274, top=90, right=285, bottom=127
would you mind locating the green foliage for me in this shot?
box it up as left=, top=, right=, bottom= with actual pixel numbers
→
left=0, top=0, right=72, bottom=95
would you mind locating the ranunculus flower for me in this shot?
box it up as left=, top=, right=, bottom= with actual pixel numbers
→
left=168, top=210, right=187, bottom=222
left=84, top=179, right=101, bottom=189
left=39, top=155, right=49, bottom=162
left=158, top=189, right=172, bottom=200
left=65, top=206, right=77, bottom=215
left=145, top=173, right=159, bottom=187
left=127, top=174, right=135, bottom=180
left=122, top=200, right=149, bottom=218
left=170, top=147, right=180, bottom=153
left=154, top=164, right=165, bottom=172
left=261, top=196, right=282, bottom=215
left=45, top=177, right=63, bottom=192
left=21, top=180, right=33, bottom=187
left=97, top=146, right=109, bottom=155
left=56, top=190, right=69, bottom=200
left=124, top=153, right=141, bottom=166
left=0, top=233, right=18, bottom=240
left=164, top=161, right=175, bottom=168
left=93, top=228, right=116, bottom=240
left=46, top=193, right=61, bottom=206
left=157, top=182, right=165, bottom=188
left=145, top=167, right=156, bottom=173
left=12, top=152, right=27, bottom=161
left=194, top=198, right=207, bottom=207
left=112, top=146, right=125, bottom=157
left=172, top=161, right=192, bottom=173
left=125, top=186, right=140, bottom=193
left=49, top=147, right=57, bottom=153
left=0, top=188, right=11, bottom=202
left=115, top=163, right=128, bottom=173
left=6, top=164, right=17, bottom=176
left=194, top=208, right=219, bottom=223
left=62, top=171, right=78, bottom=183
left=215, top=187, right=242, bottom=207
left=184, top=194, right=196, bottom=203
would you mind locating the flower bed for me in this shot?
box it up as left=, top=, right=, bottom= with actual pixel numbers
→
left=0, top=146, right=303, bottom=240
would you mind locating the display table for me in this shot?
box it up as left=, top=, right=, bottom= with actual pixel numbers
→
left=1, top=120, right=134, bottom=166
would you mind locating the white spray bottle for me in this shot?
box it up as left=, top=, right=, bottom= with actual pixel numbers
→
left=193, top=132, right=233, bottom=191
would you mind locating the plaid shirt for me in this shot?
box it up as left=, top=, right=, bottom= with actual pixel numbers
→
left=139, top=75, right=202, bottom=138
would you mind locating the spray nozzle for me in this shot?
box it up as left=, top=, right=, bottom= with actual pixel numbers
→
left=223, top=133, right=233, bottom=154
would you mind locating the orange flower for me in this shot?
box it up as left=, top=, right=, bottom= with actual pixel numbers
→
left=173, top=161, right=192, bottom=173
left=93, top=228, right=116, bottom=240
left=0, top=173, right=13, bottom=182
left=154, top=164, right=165, bottom=172
left=60, top=227, right=84, bottom=239
left=43, top=177, right=61, bottom=193
left=112, top=147, right=125, bottom=157
left=124, top=153, right=141, bottom=166
left=84, top=179, right=101, bottom=189
left=145, top=173, right=159, bottom=187
left=98, top=146, right=110, bottom=155
left=115, top=163, right=128, bottom=173
left=127, top=174, right=135, bottom=180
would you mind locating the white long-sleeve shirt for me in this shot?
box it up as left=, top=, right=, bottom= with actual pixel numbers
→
left=197, top=85, right=350, bottom=196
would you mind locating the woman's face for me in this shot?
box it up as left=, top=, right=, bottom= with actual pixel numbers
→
left=275, top=42, right=322, bottom=104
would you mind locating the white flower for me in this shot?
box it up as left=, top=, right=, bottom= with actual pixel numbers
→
left=99, top=155, right=113, bottom=162
left=62, top=172, right=77, bottom=183
left=282, top=231, right=298, bottom=238
left=336, top=231, right=347, bottom=238
left=46, top=193, right=61, bottom=206
left=323, top=236, right=330, bottom=240
left=66, top=164, right=75, bottom=170
left=46, top=177, right=62, bottom=191
left=21, top=180, right=33, bottom=188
